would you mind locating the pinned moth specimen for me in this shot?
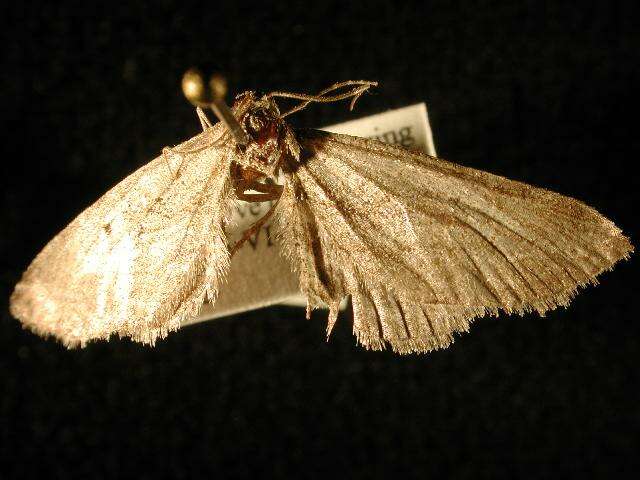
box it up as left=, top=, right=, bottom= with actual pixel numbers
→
left=10, top=73, right=633, bottom=354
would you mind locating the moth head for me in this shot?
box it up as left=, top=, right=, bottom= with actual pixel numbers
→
left=231, top=92, right=300, bottom=176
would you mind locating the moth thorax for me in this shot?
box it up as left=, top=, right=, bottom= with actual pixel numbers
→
left=240, top=105, right=287, bottom=175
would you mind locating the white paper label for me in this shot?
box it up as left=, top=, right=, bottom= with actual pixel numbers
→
left=323, top=103, right=436, bottom=156
left=189, top=103, right=436, bottom=325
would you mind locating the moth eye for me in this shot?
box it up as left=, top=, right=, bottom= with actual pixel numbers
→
left=248, top=115, right=266, bottom=134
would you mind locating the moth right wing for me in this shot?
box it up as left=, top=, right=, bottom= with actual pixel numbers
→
left=10, top=124, right=235, bottom=347
left=274, top=130, right=633, bottom=354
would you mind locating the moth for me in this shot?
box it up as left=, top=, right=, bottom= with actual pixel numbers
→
left=10, top=77, right=633, bottom=354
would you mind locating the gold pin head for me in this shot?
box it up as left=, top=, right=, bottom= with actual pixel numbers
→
left=182, top=68, right=207, bottom=106
left=182, top=69, right=229, bottom=106
left=209, top=73, right=227, bottom=100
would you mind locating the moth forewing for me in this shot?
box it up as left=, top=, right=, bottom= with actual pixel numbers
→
left=272, top=129, right=633, bottom=354
left=10, top=123, right=235, bottom=347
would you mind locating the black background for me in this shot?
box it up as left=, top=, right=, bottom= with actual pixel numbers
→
left=1, top=1, right=639, bottom=478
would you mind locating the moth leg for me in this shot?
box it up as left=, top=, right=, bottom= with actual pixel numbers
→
left=230, top=169, right=284, bottom=255
left=233, top=174, right=283, bottom=202
left=230, top=195, right=281, bottom=256
left=196, top=107, right=213, bottom=131
left=235, top=191, right=281, bottom=203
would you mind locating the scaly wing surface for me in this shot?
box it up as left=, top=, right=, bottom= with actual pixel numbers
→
left=11, top=124, right=235, bottom=346
left=274, top=130, right=632, bottom=353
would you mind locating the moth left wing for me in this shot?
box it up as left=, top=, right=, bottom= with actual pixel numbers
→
left=10, top=125, right=234, bottom=347
left=274, top=130, right=632, bottom=354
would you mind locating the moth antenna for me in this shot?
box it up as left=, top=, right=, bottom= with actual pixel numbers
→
left=182, top=68, right=250, bottom=146
left=267, top=80, right=378, bottom=118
